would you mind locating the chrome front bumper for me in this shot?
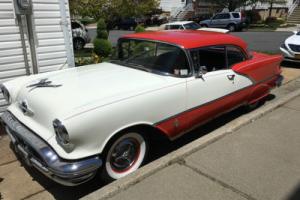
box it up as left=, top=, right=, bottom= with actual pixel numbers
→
left=1, top=111, right=102, bottom=186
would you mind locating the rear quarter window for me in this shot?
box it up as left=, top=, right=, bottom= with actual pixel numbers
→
left=232, top=13, right=240, bottom=18
left=227, top=46, right=246, bottom=67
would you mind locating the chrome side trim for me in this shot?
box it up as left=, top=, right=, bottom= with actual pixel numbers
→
left=1, top=111, right=102, bottom=186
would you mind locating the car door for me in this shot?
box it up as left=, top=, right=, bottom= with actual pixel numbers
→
left=211, top=13, right=231, bottom=28
left=210, top=14, right=222, bottom=27
left=186, top=45, right=253, bottom=128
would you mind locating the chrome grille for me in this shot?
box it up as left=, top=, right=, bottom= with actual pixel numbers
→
left=289, top=44, right=300, bottom=52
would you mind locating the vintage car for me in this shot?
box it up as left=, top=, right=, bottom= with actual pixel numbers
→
left=1, top=30, right=283, bottom=186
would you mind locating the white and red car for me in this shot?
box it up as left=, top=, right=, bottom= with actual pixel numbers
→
left=1, top=30, right=283, bottom=186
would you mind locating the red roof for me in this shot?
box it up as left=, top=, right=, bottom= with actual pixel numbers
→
left=122, top=30, right=247, bottom=51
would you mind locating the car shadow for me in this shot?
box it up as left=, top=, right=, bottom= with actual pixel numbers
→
left=287, top=182, right=300, bottom=200
left=148, top=105, right=250, bottom=162
left=10, top=144, right=106, bottom=200
left=7, top=94, right=275, bottom=199
left=281, top=61, right=300, bottom=68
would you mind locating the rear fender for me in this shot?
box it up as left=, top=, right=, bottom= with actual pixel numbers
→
left=247, top=84, right=270, bottom=105
left=232, top=52, right=283, bottom=83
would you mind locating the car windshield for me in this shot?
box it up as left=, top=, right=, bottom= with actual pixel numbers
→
left=111, top=39, right=190, bottom=76
left=184, top=22, right=201, bottom=30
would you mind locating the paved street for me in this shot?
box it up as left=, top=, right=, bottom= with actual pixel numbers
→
left=105, top=95, right=300, bottom=200
left=87, top=28, right=293, bottom=53
left=231, top=31, right=293, bottom=53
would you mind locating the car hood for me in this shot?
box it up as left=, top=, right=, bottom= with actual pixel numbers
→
left=286, top=34, right=300, bottom=45
left=12, top=62, right=179, bottom=140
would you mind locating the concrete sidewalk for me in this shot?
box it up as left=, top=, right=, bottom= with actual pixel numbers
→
left=89, top=97, right=300, bottom=200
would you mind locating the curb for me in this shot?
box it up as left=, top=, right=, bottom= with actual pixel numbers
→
left=83, top=85, right=300, bottom=200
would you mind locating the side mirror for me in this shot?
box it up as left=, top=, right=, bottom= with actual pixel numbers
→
left=196, top=66, right=208, bottom=78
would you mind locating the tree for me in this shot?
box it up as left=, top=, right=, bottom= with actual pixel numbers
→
left=69, top=0, right=159, bottom=21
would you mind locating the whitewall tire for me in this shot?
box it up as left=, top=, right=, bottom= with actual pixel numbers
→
left=103, top=132, right=148, bottom=180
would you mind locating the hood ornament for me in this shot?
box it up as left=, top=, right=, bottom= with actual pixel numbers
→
left=19, top=100, right=34, bottom=116
left=27, top=78, right=62, bottom=91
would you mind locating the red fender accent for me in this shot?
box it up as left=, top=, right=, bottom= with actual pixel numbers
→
left=247, top=84, right=270, bottom=105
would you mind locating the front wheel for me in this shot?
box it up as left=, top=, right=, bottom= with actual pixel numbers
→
left=102, top=131, right=148, bottom=181
left=73, top=38, right=85, bottom=50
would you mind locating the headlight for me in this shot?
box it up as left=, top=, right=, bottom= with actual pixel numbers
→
left=0, top=85, right=11, bottom=104
left=281, top=43, right=287, bottom=50
left=53, top=119, right=70, bottom=145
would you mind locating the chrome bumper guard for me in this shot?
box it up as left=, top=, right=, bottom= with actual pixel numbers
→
left=1, top=111, right=102, bottom=186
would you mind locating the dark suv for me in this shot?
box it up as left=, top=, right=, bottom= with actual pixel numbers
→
left=115, top=18, right=138, bottom=30
left=200, top=12, right=247, bottom=32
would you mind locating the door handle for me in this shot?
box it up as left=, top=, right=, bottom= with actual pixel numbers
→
left=227, top=74, right=235, bottom=81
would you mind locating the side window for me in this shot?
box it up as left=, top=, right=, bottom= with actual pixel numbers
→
left=154, top=43, right=190, bottom=76
left=213, top=14, right=221, bottom=20
left=227, top=46, right=246, bottom=67
left=231, top=13, right=240, bottom=18
left=71, top=22, right=81, bottom=29
left=170, top=25, right=181, bottom=30
left=223, top=13, right=231, bottom=19
left=191, top=46, right=227, bottom=72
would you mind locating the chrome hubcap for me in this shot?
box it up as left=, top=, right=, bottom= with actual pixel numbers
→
left=110, top=138, right=140, bottom=172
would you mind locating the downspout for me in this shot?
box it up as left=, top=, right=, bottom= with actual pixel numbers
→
left=16, top=15, right=31, bottom=75
left=59, top=0, right=75, bottom=68
left=26, top=14, right=39, bottom=74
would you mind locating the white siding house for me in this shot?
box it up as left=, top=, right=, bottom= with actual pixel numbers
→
left=160, top=0, right=187, bottom=13
left=0, top=0, right=74, bottom=113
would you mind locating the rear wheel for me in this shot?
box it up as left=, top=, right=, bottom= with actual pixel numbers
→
left=101, top=131, right=148, bottom=181
left=227, top=24, right=236, bottom=32
left=245, top=97, right=267, bottom=112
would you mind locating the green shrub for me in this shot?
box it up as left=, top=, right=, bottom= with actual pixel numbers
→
left=276, top=18, right=285, bottom=24
left=135, top=25, right=145, bottom=33
left=97, top=18, right=108, bottom=39
left=93, top=38, right=112, bottom=58
left=97, top=18, right=107, bottom=30
left=80, top=17, right=96, bottom=25
left=265, top=17, right=277, bottom=24
left=97, top=30, right=108, bottom=40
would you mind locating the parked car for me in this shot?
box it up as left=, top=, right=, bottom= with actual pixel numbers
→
left=280, top=31, right=300, bottom=62
left=164, top=21, right=201, bottom=30
left=1, top=30, right=283, bottom=186
left=163, top=21, right=229, bottom=33
left=115, top=18, right=138, bottom=30
left=71, top=20, right=90, bottom=50
left=200, top=12, right=247, bottom=32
